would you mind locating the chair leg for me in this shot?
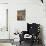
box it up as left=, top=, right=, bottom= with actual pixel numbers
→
left=30, top=41, right=34, bottom=46
left=30, top=39, right=34, bottom=46
left=20, top=41, right=21, bottom=45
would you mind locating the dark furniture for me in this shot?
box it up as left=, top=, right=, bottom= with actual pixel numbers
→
left=19, top=23, right=40, bottom=46
left=41, top=0, right=43, bottom=3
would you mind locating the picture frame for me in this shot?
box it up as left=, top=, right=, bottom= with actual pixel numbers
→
left=17, top=10, right=26, bottom=21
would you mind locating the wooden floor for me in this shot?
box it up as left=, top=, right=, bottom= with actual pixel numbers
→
left=19, top=41, right=43, bottom=46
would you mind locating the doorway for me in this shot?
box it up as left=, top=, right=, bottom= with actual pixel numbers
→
left=0, top=3, right=9, bottom=39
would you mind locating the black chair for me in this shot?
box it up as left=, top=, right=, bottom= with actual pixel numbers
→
left=19, top=23, right=40, bottom=45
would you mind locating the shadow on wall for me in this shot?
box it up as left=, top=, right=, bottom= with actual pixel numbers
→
left=40, top=25, right=45, bottom=46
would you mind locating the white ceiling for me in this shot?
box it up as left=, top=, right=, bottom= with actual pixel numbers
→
left=0, top=0, right=46, bottom=4
left=0, top=0, right=8, bottom=3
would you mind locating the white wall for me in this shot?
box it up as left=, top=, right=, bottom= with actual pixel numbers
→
left=8, top=0, right=46, bottom=46
left=0, top=0, right=46, bottom=46
left=9, top=0, right=45, bottom=39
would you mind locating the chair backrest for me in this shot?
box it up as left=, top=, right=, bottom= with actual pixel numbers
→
left=27, top=23, right=40, bottom=35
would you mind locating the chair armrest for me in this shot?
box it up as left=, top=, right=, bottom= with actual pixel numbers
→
left=19, top=31, right=27, bottom=41
left=22, top=31, right=28, bottom=35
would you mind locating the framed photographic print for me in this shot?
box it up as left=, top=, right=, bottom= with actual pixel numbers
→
left=17, top=10, right=26, bottom=21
